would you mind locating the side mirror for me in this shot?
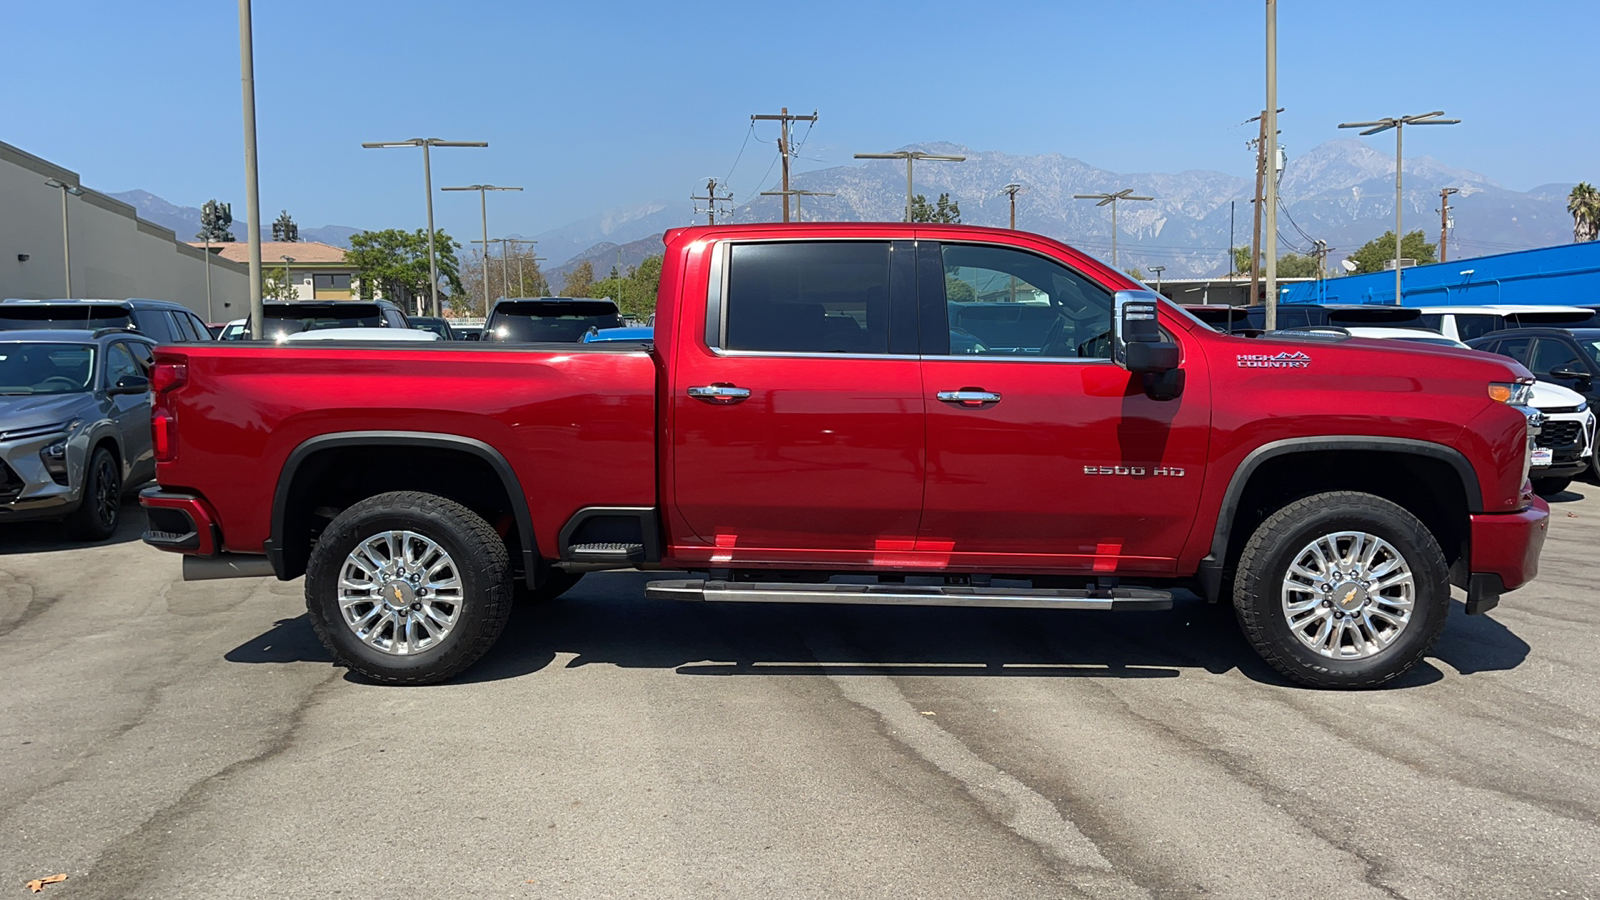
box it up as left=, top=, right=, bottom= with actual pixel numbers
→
left=1112, top=290, right=1180, bottom=374
left=1550, top=367, right=1589, bottom=382
left=110, top=374, right=150, bottom=395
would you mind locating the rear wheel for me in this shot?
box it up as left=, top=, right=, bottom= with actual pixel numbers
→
left=1234, top=491, right=1449, bottom=689
left=65, top=446, right=121, bottom=541
left=1531, top=476, right=1571, bottom=496
left=305, top=491, right=512, bottom=685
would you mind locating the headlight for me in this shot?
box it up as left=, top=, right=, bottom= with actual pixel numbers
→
left=1578, top=401, right=1589, bottom=414
left=1488, top=381, right=1535, bottom=405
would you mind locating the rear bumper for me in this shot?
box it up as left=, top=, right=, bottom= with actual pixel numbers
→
left=1465, top=498, right=1550, bottom=614
left=139, top=487, right=220, bottom=556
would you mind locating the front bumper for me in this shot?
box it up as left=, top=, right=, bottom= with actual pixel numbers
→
left=0, top=431, right=84, bottom=523
left=1465, top=497, right=1550, bottom=614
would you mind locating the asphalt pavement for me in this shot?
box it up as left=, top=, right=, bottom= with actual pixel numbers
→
left=2, top=484, right=1598, bottom=899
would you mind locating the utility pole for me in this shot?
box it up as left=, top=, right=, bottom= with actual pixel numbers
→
left=1264, top=0, right=1280, bottom=330
left=691, top=177, right=733, bottom=225
left=999, top=182, right=1025, bottom=229
left=1439, top=187, right=1459, bottom=262
left=237, top=0, right=264, bottom=337
left=1248, top=112, right=1267, bottom=309
left=751, top=107, right=818, bottom=222
left=1073, top=189, right=1153, bottom=270
left=759, top=189, right=836, bottom=222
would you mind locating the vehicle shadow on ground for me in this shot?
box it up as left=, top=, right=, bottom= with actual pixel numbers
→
left=225, top=571, right=1532, bottom=689
left=0, top=500, right=145, bottom=554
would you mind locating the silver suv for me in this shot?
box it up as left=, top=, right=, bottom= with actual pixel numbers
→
left=0, top=329, right=157, bottom=540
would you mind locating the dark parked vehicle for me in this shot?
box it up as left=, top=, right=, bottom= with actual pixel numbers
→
left=0, top=298, right=212, bottom=344
left=1221, top=304, right=1425, bottom=334
left=484, top=297, right=624, bottom=342
left=407, top=316, right=456, bottom=340
left=221, top=300, right=410, bottom=341
left=1469, top=327, right=1600, bottom=406
left=0, top=329, right=157, bottom=539
left=454, top=325, right=483, bottom=342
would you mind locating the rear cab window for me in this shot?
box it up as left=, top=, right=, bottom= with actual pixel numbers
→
left=0, top=305, right=131, bottom=331
left=488, top=300, right=625, bottom=342
left=263, top=303, right=385, bottom=338
left=721, top=242, right=892, bottom=354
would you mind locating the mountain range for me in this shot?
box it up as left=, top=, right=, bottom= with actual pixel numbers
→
left=114, top=139, right=1581, bottom=283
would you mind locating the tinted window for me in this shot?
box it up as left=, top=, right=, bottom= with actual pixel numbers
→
left=939, top=244, right=1111, bottom=358
left=721, top=243, right=890, bottom=354
left=185, top=312, right=212, bottom=340
left=1497, top=336, right=1533, bottom=364
left=1530, top=339, right=1583, bottom=376
left=1510, top=310, right=1598, bottom=328
left=131, top=309, right=176, bottom=343
left=488, top=300, right=627, bottom=343
left=263, top=303, right=385, bottom=337
left=0, top=343, right=94, bottom=394
left=1276, top=308, right=1313, bottom=329
left=1417, top=313, right=1443, bottom=331
left=0, top=305, right=130, bottom=331
left=165, top=311, right=198, bottom=342
left=1455, top=314, right=1502, bottom=342
left=126, top=342, right=155, bottom=372
left=105, top=342, right=141, bottom=388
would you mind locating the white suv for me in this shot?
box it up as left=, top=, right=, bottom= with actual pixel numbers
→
left=1414, top=305, right=1596, bottom=343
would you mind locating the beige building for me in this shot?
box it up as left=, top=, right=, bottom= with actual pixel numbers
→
left=195, top=241, right=373, bottom=302
left=0, top=139, right=250, bottom=322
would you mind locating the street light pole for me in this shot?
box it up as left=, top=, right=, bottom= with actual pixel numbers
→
left=1264, top=0, right=1279, bottom=328
left=854, top=151, right=966, bottom=222
left=999, top=182, right=1025, bottom=229
left=1149, top=265, right=1166, bottom=293
left=443, top=184, right=522, bottom=317
left=203, top=236, right=214, bottom=321
left=280, top=255, right=295, bottom=301
left=1339, top=111, right=1460, bottom=304
left=363, top=138, right=489, bottom=316
left=43, top=179, right=84, bottom=297
left=1073, top=189, right=1154, bottom=270
left=237, top=0, right=264, bottom=338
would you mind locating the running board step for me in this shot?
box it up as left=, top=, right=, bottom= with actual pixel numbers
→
left=568, top=542, right=645, bottom=563
left=644, top=580, right=1172, bottom=611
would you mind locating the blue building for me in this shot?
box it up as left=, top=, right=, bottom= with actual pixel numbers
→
left=1280, top=242, right=1600, bottom=307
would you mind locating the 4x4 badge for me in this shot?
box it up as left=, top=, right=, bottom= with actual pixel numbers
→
left=1237, top=351, right=1310, bottom=369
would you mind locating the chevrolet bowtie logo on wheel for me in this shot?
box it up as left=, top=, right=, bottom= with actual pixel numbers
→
left=1237, top=351, right=1311, bottom=369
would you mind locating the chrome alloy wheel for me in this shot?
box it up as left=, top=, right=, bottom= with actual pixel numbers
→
left=338, top=530, right=465, bottom=656
left=1280, top=530, right=1414, bottom=660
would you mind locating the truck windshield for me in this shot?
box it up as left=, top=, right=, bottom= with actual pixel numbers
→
left=0, top=343, right=95, bottom=395
left=262, top=304, right=385, bottom=338
left=487, top=300, right=624, bottom=342
left=0, top=305, right=131, bottom=331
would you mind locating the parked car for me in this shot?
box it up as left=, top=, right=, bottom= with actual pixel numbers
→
left=1415, top=305, right=1597, bottom=343
left=0, top=329, right=157, bottom=539
left=219, top=300, right=410, bottom=341
left=218, top=319, right=248, bottom=341
left=141, top=222, right=1548, bottom=690
left=1523, top=381, right=1595, bottom=495
left=0, top=298, right=212, bottom=344
left=484, top=297, right=624, bottom=342
left=1470, top=326, right=1600, bottom=486
left=581, top=326, right=654, bottom=343
left=407, top=316, right=456, bottom=340
left=284, top=327, right=441, bottom=343
left=453, top=325, right=483, bottom=342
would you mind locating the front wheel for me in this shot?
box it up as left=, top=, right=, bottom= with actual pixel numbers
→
left=65, top=446, right=121, bottom=541
left=305, top=491, right=513, bottom=685
left=1233, top=491, right=1450, bottom=689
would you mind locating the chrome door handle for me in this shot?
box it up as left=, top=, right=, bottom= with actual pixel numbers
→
left=688, top=384, right=752, bottom=403
left=936, top=390, right=1002, bottom=405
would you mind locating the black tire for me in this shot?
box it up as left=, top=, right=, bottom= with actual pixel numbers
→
left=65, top=446, right=121, bottom=541
left=305, top=491, right=512, bottom=685
left=1531, top=477, right=1571, bottom=496
left=1234, top=491, right=1449, bottom=689
left=517, top=569, right=584, bottom=604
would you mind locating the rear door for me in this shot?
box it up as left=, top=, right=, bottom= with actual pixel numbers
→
left=104, top=341, right=155, bottom=482
left=916, top=238, right=1211, bottom=575
left=669, top=239, right=926, bottom=565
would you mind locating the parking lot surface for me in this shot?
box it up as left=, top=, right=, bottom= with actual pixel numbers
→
left=2, top=486, right=1598, bottom=899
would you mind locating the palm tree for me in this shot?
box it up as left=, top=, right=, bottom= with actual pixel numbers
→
left=1569, top=183, right=1600, bottom=242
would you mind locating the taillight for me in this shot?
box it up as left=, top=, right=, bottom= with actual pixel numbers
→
left=153, top=412, right=175, bottom=462
left=152, top=362, right=188, bottom=394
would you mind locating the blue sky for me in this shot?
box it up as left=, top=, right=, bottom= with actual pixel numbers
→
left=3, top=0, right=1591, bottom=239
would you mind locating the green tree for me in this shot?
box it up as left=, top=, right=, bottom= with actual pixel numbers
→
left=1349, top=230, right=1437, bottom=274
left=944, top=277, right=975, bottom=302
left=588, top=255, right=665, bottom=319
left=271, top=209, right=299, bottom=242
left=347, top=228, right=464, bottom=312
left=1568, top=182, right=1599, bottom=243
left=1233, top=247, right=1321, bottom=278
left=196, top=199, right=235, bottom=242
left=911, top=192, right=961, bottom=223
left=1125, top=267, right=1145, bottom=281
left=561, top=260, right=595, bottom=298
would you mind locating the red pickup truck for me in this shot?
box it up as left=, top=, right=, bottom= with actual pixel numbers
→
left=140, top=223, right=1548, bottom=689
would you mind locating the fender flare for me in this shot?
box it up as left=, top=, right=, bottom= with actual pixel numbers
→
left=266, top=431, right=539, bottom=586
left=1196, top=436, right=1482, bottom=600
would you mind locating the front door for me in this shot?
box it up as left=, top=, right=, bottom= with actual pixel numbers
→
left=670, top=239, right=926, bottom=567
left=916, top=239, right=1211, bottom=576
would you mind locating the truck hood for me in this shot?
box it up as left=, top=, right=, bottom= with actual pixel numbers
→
left=0, top=392, right=93, bottom=434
